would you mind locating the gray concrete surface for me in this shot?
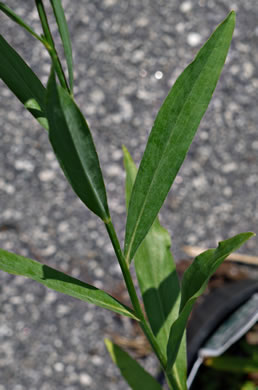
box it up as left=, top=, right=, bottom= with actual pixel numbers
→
left=0, top=0, right=257, bottom=389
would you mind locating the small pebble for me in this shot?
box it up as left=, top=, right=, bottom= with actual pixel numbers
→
left=79, top=373, right=92, bottom=386
left=187, top=32, right=202, bottom=47
left=180, top=1, right=192, bottom=12
left=155, top=71, right=163, bottom=80
left=14, top=160, right=34, bottom=172
left=90, top=89, right=105, bottom=104
left=54, top=362, right=64, bottom=372
left=38, top=170, right=56, bottom=182
left=222, top=162, right=238, bottom=173
left=252, top=141, right=258, bottom=150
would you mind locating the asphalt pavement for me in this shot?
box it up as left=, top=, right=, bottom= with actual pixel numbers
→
left=0, top=1, right=257, bottom=389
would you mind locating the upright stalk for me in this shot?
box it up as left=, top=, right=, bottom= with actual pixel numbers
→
left=105, top=219, right=176, bottom=388
left=166, top=372, right=184, bottom=390
left=35, top=0, right=69, bottom=92
left=105, top=219, right=144, bottom=318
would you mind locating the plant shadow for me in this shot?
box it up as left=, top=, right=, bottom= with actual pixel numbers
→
left=143, top=269, right=180, bottom=337
left=41, top=264, right=98, bottom=291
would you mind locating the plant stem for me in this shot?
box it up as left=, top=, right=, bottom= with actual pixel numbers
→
left=0, top=3, right=46, bottom=45
left=105, top=220, right=172, bottom=380
left=166, top=371, right=183, bottom=390
left=105, top=219, right=143, bottom=318
left=35, top=0, right=69, bottom=92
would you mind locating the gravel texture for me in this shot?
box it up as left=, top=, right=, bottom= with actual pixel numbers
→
left=0, top=1, right=257, bottom=389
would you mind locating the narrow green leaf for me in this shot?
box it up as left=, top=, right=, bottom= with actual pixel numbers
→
left=180, top=232, right=255, bottom=311
left=0, top=35, right=48, bottom=130
left=46, top=72, right=110, bottom=221
left=105, top=339, right=163, bottom=390
left=166, top=232, right=255, bottom=372
left=123, top=146, right=187, bottom=389
left=0, top=3, right=45, bottom=44
left=123, top=145, right=136, bottom=211
left=205, top=355, right=258, bottom=373
left=0, top=248, right=139, bottom=320
left=135, top=224, right=187, bottom=389
left=124, top=12, right=236, bottom=262
left=49, top=0, right=73, bottom=92
left=35, top=0, right=69, bottom=91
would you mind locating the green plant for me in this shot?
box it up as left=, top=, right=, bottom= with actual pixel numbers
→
left=0, top=2, right=255, bottom=389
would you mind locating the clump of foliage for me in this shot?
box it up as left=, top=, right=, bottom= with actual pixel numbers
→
left=0, top=2, right=254, bottom=389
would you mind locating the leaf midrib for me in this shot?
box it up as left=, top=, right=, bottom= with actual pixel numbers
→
left=126, top=26, right=227, bottom=262
left=0, top=251, right=138, bottom=320
left=58, top=92, right=108, bottom=220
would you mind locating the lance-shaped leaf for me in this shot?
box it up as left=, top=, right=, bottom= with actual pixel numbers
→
left=123, top=146, right=187, bottom=389
left=0, top=248, right=139, bottom=320
left=124, top=12, right=236, bottom=262
left=166, top=232, right=255, bottom=372
left=105, top=339, right=163, bottom=390
left=46, top=72, right=110, bottom=221
left=0, top=35, right=48, bottom=130
left=49, top=0, right=73, bottom=92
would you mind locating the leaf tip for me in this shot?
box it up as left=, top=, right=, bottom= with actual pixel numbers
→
left=122, top=145, right=131, bottom=162
left=228, top=10, right=236, bottom=25
left=244, top=231, right=256, bottom=239
left=122, top=144, right=127, bottom=153
left=104, top=338, right=116, bottom=362
left=104, top=337, right=111, bottom=349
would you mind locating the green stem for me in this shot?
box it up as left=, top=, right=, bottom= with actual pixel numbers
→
left=166, top=372, right=183, bottom=390
left=105, top=220, right=143, bottom=318
left=105, top=220, right=169, bottom=376
left=35, top=0, right=69, bottom=92
left=0, top=3, right=45, bottom=45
